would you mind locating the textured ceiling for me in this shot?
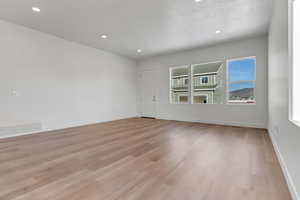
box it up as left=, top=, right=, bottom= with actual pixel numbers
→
left=0, top=0, right=273, bottom=59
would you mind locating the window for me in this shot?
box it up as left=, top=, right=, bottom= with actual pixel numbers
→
left=193, top=95, right=208, bottom=104
left=201, top=77, right=209, bottom=84
left=169, top=58, right=255, bottom=105
left=184, top=78, right=189, bottom=85
left=170, top=66, right=189, bottom=104
left=179, top=95, right=188, bottom=103
left=191, top=62, right=223, bottom=104
left=227, top=57, right=256, bottom=104
left=291, top=0, right=300, bottom=123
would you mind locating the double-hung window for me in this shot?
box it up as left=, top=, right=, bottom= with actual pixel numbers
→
left=227, top=57, right=256, bottom=104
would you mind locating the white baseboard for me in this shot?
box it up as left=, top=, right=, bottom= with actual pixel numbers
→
left=155, top=115, right=266, bottom=129
left=0, top=123, right=43, bottom=139
left=269, top=130, right=299, bottom=200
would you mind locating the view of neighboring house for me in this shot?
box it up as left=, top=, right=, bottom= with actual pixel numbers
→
left=170, top=67, right=189, bottom=103
left=192, top=62, right=223, bottom=104
left=170, top=62, right=223, bottom=104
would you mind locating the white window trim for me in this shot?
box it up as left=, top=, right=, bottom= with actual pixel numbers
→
left=289, top=0, right=300, bottom=126
left=226, top=56, right=257, bottom=105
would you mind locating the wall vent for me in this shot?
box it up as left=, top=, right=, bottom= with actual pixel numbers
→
left=0, top=123, right=43, bottom=138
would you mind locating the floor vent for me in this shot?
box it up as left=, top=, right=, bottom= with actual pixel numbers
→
left=141, top=117, right=156, bottom=119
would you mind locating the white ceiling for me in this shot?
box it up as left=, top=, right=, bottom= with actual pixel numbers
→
left=0, top=0, right=272, bottom=59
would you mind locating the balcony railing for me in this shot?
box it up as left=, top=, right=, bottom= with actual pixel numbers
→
left=193, top=84, right=218, bottom=90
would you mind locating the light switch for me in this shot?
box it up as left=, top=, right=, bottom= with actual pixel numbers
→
left=12, top=90, right=20, bottom=97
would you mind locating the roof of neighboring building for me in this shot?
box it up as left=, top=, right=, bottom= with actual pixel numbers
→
left=193, top=62, right=223, bottom=74
left=171, top=67, right=189, bottom=77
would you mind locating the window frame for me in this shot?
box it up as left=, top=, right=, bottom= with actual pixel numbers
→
left=201, top=76, right=209, bottom=84
left=169, top=65, right=190, bottom=104
left=289, top=0, right=300, bottom=126
left=226, top=56, right=257, bottom=105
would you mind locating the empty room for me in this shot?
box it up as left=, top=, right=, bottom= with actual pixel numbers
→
left=0, top=0, right=299, bottom=199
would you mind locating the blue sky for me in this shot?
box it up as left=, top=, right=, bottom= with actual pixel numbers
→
left=228, top=58, right=255, bottom=91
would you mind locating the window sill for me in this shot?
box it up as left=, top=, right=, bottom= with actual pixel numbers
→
left=227, top=101, right=256, bottom=105
left=170, top=103, right=190, bottom=105
left=290, top=120, right=300, bottom=127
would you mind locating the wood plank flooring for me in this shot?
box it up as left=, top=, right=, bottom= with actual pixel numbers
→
left=0, top=118, right=291, bottom=200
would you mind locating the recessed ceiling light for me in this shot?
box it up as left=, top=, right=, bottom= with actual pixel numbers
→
left=215, top=30, right=221, bottom=34
left=32, top=7, right=41, bottom=12
left=195, top=0, right=203, bottom=2
left=137, top=49, right=142, bottom=53
left=101, top=35, right=108, bottom=39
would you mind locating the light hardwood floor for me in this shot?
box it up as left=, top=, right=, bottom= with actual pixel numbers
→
left=0, top=118, right=291, bottom=200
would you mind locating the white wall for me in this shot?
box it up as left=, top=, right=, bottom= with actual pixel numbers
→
left=268, top=0, right=300, bottom=199
left=0, top=20, right=138, bottom=138
left=137, top=36, right=268, bottom=128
